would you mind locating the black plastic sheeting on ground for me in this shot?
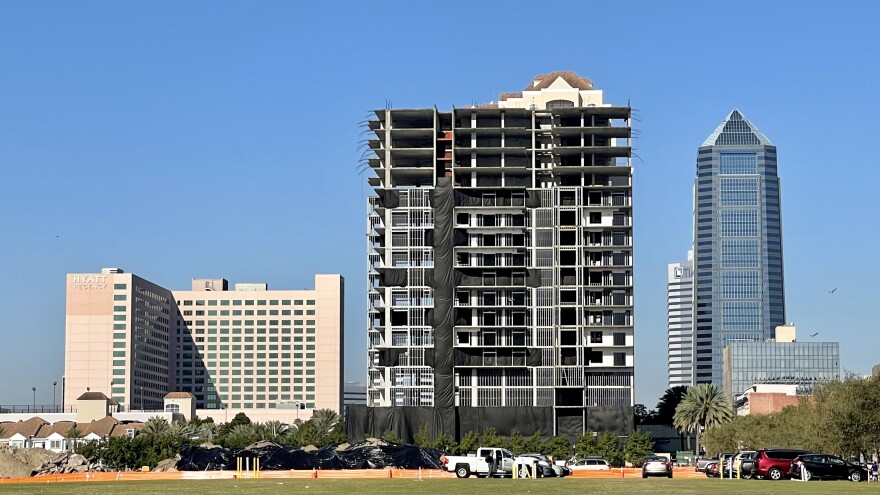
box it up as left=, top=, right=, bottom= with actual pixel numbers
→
left=175, top=442, right=444, bottom=471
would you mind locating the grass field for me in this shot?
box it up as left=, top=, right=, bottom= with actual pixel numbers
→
left=2, top=478, right=878, bottom=495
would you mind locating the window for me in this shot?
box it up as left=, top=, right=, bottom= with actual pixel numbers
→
left=590, top=331, right=603, bottom=344
left=613, top=333, right=626, bottom=346
left=113, top=283, right=127, bottom=290
left=165, top=403, right=180, bottom=413
left=719, top=153, right=757, bottom=174
left=613, top=352, right=626, bottom=366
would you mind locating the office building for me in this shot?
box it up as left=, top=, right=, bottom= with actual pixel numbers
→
left=723, top=325, right=839, bottom=404
left=692, top=109, right=786, bottom=385
left=667, top=252, right=694, bottom=387
left=363, top=72, right=633, bottom=437
left=64, top=268, right=344, bottom=419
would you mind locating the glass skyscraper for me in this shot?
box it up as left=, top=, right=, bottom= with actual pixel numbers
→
left=692, top=110, right=785, bottom=385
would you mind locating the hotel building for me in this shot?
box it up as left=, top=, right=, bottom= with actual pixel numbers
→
left=64, top=268, right=344, bottom=418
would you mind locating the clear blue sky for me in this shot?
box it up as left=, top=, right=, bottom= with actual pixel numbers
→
left=1, top=1, right=878, bottom=409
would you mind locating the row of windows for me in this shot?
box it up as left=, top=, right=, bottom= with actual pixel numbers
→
left=721, top=209, right=759, bottom=237
left=720, top=178, right=758, bottom=206
left=185, top=329, right=315, bottom=338
left=720, top=153, right=758, bottom=174
left=217, top=402, right=315, bottom=409
left=721, top=270, right=760, bottom=299
left=181, top=299, right=315, bottom=306
left=183, top=320, right=316, bottom=327
left=722, top=301, right=761, bottom=330
left=721, top=239, right=759, bottom=268
left=183, top=309, right=315, bottom=316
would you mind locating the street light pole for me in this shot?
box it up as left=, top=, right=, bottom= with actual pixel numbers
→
left=32, top=387, right=36, bottom=411
left=53, top=381, right=57, bottom=412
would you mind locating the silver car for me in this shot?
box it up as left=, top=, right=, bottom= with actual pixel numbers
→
left=642, top=456, right=673, bottom=478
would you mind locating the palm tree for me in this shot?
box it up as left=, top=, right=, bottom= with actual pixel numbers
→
left=673, top=384, right=734, bottom=456
left=141, top=417, right=171, bottom=438
left=261, top=420, right=288, bottom=442
left=66, top=425, right=83, bottom=452
left=310, top=409, right=339, bottom=436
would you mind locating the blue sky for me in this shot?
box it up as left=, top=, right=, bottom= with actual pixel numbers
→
left=1, top=1, right=878, bottom=409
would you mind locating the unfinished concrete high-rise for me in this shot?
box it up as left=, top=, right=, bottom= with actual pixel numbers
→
left=357, top=72, right=634, bottom=439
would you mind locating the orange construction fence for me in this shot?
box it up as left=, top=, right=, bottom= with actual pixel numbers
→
left=0, top=466, right=712, bottom=485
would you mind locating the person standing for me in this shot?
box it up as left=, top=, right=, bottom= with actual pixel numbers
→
left=485, top=451, right=495, bottom=478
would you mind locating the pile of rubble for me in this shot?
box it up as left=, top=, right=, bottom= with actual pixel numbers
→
left=0, top=445, right=57, bottom=478
left=31, top=452, right=109, bottom=476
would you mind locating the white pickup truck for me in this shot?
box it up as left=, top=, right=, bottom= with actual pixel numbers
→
left=441, top=447, right=517, bottom=478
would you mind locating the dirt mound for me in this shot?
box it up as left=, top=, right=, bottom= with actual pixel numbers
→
left=0, top=446, right=56, bottom=478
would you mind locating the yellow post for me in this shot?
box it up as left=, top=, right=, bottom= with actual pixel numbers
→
left=513, top=463, right=519, bottom=479
left=736, top=459, right=741, bottom=479
left=236, top=457, right=242, bottom=479
left=254, top=458, right=260, bottom=479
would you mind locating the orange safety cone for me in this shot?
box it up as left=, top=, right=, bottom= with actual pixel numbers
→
left=312, top=468, right=318, bottom=479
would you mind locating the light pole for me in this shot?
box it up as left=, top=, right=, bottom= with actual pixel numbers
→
left=53, top=381, right=57, bottom=412
left=32, top=387, right=36, bottom=411
left=294, top=400, right=301, bottom=421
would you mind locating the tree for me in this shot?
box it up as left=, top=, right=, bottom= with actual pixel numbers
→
left=262, top=420, right=288, bottom=442
left=66, top=425, right=83, bottom=452
left=431, top=433, right=458, bottom=453
left=480, top=428, right=504, bottom=447
left=673, top=384, right=734, bottom=456
left=655, top=386, right=688, bottom=426
left=310, top=409, right=340, bottom=436
left=634, top=404, right=657, bottom=425
left=141, top=417, right=171, bottom=438
left=413, top=424, right=430, bottom=447
left=381, top=430, right=400, bottom=444
left=458, top=431, right=479, bottom=455
left=543, top=435, right=575, bottom=461
left=505, top=429, right=527, bottom=453
left=596, top=431, right=623, bottom=467
left=574, top=432, right=599, bottom=458
left=625, top=430, right=655, bottom=467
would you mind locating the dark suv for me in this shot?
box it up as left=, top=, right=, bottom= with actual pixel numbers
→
left=754, top=449, right=812, bottom=480
left=789, top=454, right=867, bottom=482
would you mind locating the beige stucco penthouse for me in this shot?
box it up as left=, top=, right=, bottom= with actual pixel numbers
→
left=64, top=269, right=343, bottom=420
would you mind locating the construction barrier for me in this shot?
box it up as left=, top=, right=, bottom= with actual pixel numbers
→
left=0, top=466, right=712, bottom=485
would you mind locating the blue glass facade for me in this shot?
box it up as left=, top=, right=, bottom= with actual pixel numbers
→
left=723, top=341, right=839, bottom=401
left=692, top=110, right=785, bottom=385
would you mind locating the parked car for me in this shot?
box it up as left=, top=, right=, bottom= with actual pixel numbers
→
left=695, top=457, right=717, bottom=473
left=642, top=456, right=673, bottom=478
left=705, top=461, right=721, bottom=478
left=789, top=454, right=868, bottom=482
left=569, top=457, right=612, bottom=470
left=753, top=448, right=812, bottom=480
left=518, top=453, right=565, bottom=477
left=720, top=451, right=757, bottom=478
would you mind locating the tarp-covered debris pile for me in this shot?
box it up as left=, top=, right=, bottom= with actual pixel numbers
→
left=176, top=441, right=444, bottom=471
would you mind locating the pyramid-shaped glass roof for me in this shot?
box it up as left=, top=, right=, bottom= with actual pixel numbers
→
left=702, top=109, right=772, bottom=146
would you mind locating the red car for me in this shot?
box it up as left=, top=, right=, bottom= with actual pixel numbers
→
left=753, top=449, right=811, bottom=480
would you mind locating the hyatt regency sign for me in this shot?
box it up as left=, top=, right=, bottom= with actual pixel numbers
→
left=72, top=275, right=108, bottom=290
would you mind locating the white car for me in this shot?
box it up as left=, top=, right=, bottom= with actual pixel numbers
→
left=570, top=458, right=612, bottom=470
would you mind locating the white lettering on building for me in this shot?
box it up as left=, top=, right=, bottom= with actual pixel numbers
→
left=72, top=274, right=108, bottom=290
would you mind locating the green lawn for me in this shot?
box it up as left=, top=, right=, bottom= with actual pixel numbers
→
left=2, top=478, right=878, bottom=495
